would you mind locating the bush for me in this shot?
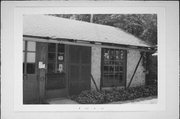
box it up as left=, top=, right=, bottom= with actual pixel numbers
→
left=71, top=85, right=157, bottom=104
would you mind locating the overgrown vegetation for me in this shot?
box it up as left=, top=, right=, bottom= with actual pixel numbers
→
left=71, top=85, right=157, bottom=104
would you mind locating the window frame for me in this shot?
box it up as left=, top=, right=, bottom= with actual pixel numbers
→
left=23, top=41, right=36, bottom=75
left=47, top=43, right=65, bottom=74
left=101, top=48, right=127, bottom=87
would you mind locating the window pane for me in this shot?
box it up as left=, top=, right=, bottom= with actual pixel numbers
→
left=120, top=66, right=123, bottom=71
left=120, top=50, right=125, bottom=60
left=104, top=61, right=109, bottom=65
left=48, top=63, right=55, bottom=73
left=104, top=49, right=110, bottom=60
left=115, top=74, right=120, bottom=80
left=104, top=66, right=109, bottom=72
left=48, top=43, right=56, bottom=52
left=58, top=44, right=65, bottom=52
left=27, top=52, right=35, bottom=63
left=48, top=53, right=56, bottom=61
left=109, top=66, right=114, bottom=73
left=115, top=50, right=119, bottom=59
left=109, top=74, right=114, bottom=80
left=119, top=74, right=123, bottom=83
left=103, top=75, right=109, bottom=80
left=110, top=50, right=115, bottom=60
left=27, top=63, right=35, bottom=74
left=27, top=41, right=36, bottom=51
left=115, top=66, right=119, bottom=71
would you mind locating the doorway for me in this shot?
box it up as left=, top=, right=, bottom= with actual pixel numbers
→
left=37, top=43, right=92, bottom=100
left=45, top=43, right=68, bottom=99
left=68, top=45, right=91, bottom=95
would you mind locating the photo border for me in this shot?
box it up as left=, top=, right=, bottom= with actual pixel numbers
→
left=3, top=2, right=177, bottom=115
left=13, top=5, right=166, bottom=112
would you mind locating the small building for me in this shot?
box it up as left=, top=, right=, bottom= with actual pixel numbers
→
left=23, top=15, right=155, bottom=104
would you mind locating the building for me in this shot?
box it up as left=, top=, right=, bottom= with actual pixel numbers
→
left=23, top=15, right=155, bottom=104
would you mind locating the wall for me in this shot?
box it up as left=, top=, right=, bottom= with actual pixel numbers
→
left=91, top=47, right=146, bottom=90
left=126, top=49, right=146, bottom=87
left=91, top=46, right=101, bottom=90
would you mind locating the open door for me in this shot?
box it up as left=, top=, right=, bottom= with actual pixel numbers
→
left=37, top=43, right=68, bottom=100
left=45, top=43, right=68, bottom=99
left=68, top=45, right=91, bottom=95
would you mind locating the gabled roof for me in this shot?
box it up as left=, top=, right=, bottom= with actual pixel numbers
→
left=23, top=15, right=151, bottom=48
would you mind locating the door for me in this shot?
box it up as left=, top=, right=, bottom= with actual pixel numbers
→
left=23, top=41, right=38, bottom=104
left=68, top=45, right=91, bottom=95
left=45, top=43, right=67, bottom=99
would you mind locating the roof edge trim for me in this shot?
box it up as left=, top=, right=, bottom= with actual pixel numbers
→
left=23, top=35, right=156, bottom=52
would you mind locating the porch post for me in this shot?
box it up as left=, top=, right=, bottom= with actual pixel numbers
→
left=39, top=68, right=46, bottom=103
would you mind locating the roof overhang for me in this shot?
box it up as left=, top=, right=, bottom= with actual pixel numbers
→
left=23, top=35, right=156, bottom=52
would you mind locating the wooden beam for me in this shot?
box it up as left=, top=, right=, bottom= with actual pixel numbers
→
left=23, top=35, right=155, bottom=52
left=90, top=74, right=99, bottom=92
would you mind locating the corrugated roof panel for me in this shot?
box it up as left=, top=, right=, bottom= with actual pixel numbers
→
left=23, top=15, right=151, bottom=47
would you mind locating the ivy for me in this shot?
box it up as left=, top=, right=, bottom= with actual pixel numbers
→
left=71, top=85, right=157, bottom=104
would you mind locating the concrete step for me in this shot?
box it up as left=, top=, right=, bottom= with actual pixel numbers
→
left=47, top=98, right=78, bottom=104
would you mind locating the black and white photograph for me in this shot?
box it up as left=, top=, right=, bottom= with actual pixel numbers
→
left=1, top=1, right=179, bottom=119
left=23, top=14, right=158, bottom=105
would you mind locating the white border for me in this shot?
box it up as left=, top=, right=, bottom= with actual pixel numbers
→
left=4, top=3, right=180, bottom=117
left=13, top=6, right=166, bottom=112
left=2, top=1, right=179, bottom=119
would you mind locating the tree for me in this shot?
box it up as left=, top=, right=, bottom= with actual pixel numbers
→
left=93, top=14, right=157, bottom=45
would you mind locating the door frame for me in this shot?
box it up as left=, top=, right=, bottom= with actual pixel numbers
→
left=36, top=42, right=92, bottom=100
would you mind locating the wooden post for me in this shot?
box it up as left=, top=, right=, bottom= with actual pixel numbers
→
left=36, top=43, right=47, bottom=103
left=39, top=68, right=46, bottom=103
left=90, top=14, right=93, bottom=23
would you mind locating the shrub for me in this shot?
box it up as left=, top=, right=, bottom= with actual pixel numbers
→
left=71, top=85, right=157, bottom=104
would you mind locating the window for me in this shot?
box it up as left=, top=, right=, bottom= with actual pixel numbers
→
left=101, top=48, right=126, bottom=87
left=47, top=43, right=65, bottom=74
left=46, top=43, right=65, bottom=90
left=23, top=41, right=36, bottom=74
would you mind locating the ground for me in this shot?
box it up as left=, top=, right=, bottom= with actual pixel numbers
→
left=48, top=96, right=157, bottom=104
left=110, top=96, right=157, bottom=104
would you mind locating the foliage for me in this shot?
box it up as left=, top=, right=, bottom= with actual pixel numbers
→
left=146, top=54, right=158, bottom=85
left=71, top=85, right=157, bottom=104
left=51, top=14, right=157, bottom=45
left=94, top=14, right=157, bottom=45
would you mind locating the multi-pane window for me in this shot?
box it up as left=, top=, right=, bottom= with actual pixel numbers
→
left=23, top=41, right=36, bottom=74
left=102, top=48, right=126, bottom=87
left=46, top=43, right=65, bottom=90
left=47, top=43, right=65, bottom=74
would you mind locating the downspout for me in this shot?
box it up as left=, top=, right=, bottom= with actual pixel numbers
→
left=127, top=52, right=144, bottom=88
